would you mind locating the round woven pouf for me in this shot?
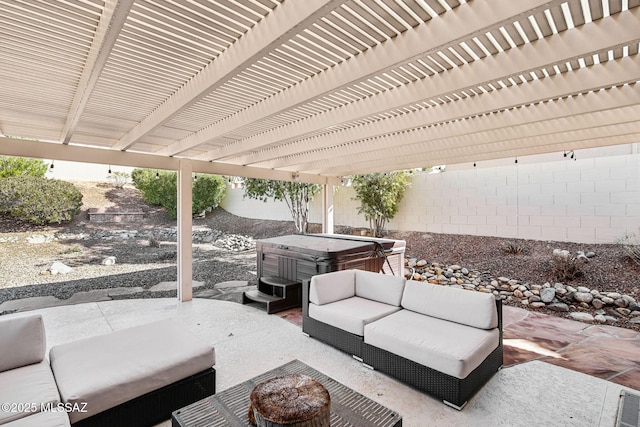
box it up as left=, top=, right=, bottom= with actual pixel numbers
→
left=249, top=374, right=330, bottom=427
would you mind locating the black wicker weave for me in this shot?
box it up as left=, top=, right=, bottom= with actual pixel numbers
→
left=362, top=325, right=503, bottom=409
left=302, top=278, right=503, bottom=409
left=302, top=280, right=365, bottom=358
left=72, top=368, right=215, bottom=427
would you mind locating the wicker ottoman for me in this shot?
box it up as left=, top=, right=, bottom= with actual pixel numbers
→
left=50, top=319, right=215, bottom=426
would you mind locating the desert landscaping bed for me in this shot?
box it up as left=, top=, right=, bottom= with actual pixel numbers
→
left=0, top=182, right=638, bottom=331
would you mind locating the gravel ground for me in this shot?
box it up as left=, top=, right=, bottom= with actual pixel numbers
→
left=0, top=183, right=298, bottom=303
left=0, top=182, right=638, bottom=329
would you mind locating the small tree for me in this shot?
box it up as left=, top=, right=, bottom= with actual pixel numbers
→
left=131, top=169, right=226, bottom=219
left=351, top=170, right=412, bottom=237
left=0, top=156, right=47, bottom=178
left=243, top=178, right=321, bottom=234
left=107, top=171, right=130, bottom=189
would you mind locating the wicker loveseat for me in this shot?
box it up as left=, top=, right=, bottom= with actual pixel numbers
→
left=302, top=269, right=503, bottom=409
left=0, top=313, right=215, bottom=427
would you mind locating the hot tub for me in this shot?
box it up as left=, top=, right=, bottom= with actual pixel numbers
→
left=243, top=234, right=406, bottom=313
left=257, top=234, right=406, bottom=280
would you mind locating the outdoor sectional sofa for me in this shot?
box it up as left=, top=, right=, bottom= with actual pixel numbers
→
left=0, top=313, right=215, bottom=427
left=302, top=269, right=503, bottom=409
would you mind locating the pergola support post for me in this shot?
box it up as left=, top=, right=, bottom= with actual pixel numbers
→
left=177, top=159, right=193, bottom=302
left=322, top=184, right=334, bottom=234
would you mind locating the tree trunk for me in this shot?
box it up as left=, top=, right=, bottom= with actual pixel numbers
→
left=249, top=374, right=330, bottom=427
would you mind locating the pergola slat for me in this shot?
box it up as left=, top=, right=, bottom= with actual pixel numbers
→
left=0, top=0, right=638, bottom=180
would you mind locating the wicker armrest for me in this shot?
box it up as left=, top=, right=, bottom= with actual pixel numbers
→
left=496, top=298, right=503, bottom=345
left=302, top=279, right=311, bottom=318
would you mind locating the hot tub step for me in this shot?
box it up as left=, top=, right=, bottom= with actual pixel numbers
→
left=242, top=277, right=301, bottom=314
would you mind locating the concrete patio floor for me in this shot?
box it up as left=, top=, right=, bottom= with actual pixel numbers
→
left=29, top=298, right=637, bottom=427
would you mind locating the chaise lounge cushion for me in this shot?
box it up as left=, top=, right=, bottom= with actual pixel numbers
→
left=0, top=361, right=61, bottom=425
left=49, top=319, right=215, bottom=423
left=354, top=270, right=405, bottom=306
left=309, top=297, right=402, bottom=336
left=401, top=280, right=498, bottom=329
left=364, top=309, right=500, bottom=379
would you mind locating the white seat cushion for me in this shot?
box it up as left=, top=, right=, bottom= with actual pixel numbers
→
left=364, top=310, right=500, bottom=379
left=309, top=297, right=401, bottom=336
left=0, top=361, right=60, bottom=425
left=49, top=319, right=215, bottom=423
left=3, top=410, right=70, bottom=427
left=401, top=280, right=498, bottom=329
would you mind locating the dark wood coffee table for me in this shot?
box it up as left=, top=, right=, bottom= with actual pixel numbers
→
left=171, top=359, right=402, bottom=427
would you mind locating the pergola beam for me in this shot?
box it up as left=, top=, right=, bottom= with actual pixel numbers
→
left=205, top=7, right=640, bottom=163
left=112, top=0, right=344, bottom=152
left=318, top=122, right=640, bottom=175
left=184, top=0, right=560, bottom=160
left=249, top=62, right=640, bottom=169
left=262, top=60, right=640, bottom=172
left=60, top=0, right=134, bottom=144
left=313, top=112, right=640, bottom=175
left=0, top=137, right=339, bottom=185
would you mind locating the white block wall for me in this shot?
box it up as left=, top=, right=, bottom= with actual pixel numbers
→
left=221, top=186, right=295, bottom=221
left=221, top=144, right=640, bottom=244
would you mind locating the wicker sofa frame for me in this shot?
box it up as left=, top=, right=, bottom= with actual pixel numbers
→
left=302, top=279, right=503, bottom=409
left=301, top=298, right=364, bottom=359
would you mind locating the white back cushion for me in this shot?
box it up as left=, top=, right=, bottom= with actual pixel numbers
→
left=309, top=270, right=355, bottom=305
left=0, top=314, right=46, bottom=372
left=401, top=280, right=498, bottom=329
left=354, top=270, right=405, bottom=306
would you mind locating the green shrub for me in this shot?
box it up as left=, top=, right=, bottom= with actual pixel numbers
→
left=131, top=169, right=174, bottom=209
left=193, top=174, right=226, bottom=215
left=550, top=250, right=584, bottom=282
left=131, top=169, right=226, bottom=219
left=502, top=240, right=529, bottom=255
left=0, top=176, right=83, bottom=224
left=0, top=156, right=47, bottom=178
left=618, top=228, right=640, bottom=266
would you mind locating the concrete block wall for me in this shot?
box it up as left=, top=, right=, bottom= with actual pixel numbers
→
left=220, top=143, right=639, bottom=244
left=220, top=186, right=294, bottom=221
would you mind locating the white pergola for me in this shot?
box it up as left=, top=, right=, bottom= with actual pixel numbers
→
left=1, top=0, right=639, bottom=299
